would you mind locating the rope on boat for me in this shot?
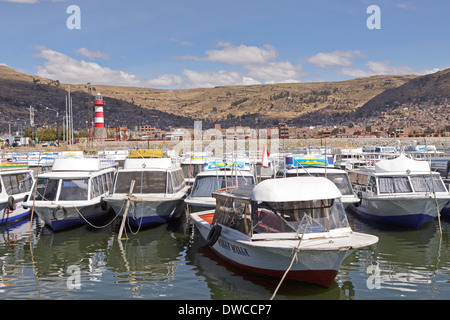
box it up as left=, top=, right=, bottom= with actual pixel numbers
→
left=29, top=151, right=41, bottom=240
left=270, top=220, right=310, bottom=300
left=73, top=197, right=125, bottom=229
left=117, top=180, right=135, bottom=240
left=125, top=201, right=144, bottom=236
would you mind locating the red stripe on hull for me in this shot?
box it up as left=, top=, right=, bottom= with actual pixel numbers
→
left=210, top=246, right=338, bottom=288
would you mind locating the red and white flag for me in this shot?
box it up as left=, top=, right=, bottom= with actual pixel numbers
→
left=261, top=146, right=270, bottom=168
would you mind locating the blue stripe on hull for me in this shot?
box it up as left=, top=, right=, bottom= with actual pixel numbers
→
left=441, top=203, right=450, bottom=216
left=126, top=215, right=175, bottom=228
left=0, top=210, right=31, bottom=225
left=350, top=206, right=435, bottom=228
left=125, top=205, right=185, bottom=229
left=48, top=213, right=109, bottom=232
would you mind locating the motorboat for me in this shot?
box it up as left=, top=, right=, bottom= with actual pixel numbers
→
left=23, top=158, right=117, bottom=231
left=98, top=149, right=129, bottom=167
left=190, top=177, right=378, bottom=287
left=180, top=152, right=212, bottom=185
left=347, top=154, right=450, bottom=228
left=185, top=159, right=255, bottom=213
left=103, top=155, right=190, bottom=229
left=0, top=160, right=35, bottom=225
left=278, top=154, right=359, bottom=209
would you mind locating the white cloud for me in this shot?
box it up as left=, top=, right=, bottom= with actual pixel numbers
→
left=340, top=60, right=439, bottom=77
left=306, top=50, right=364, bottom=68
left=246, top=61, right=302, bottom=83
left=34, top=46, right=143, bottom=86
left=146, top=74, right=184, bottom=87
left=182, top=69, right=260, bottom=88
left=204, top=42, right=278, bottom=65
left=76, top=48, right=110, bottom=60
left=175, top=42, right=303, bottom=87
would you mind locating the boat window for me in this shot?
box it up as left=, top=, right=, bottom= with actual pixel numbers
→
left=286, top=172, right=353, bottom=195
left=181, top=163, right=203, bottom=179
left=101, top=174, right=109, bottom=193
left=191, top=176, right=254, bottom=197
left=92, top=176, right=101, bottom=198
left=114, top=171, right=167, bottom=194
left=106, top=171, right=113, bottom=190
left=256, top=199, right=349, bottom=233
left=214, top=198, right=252, bottom=236
left=170, top=169, right=186, bottom=193
left=59, top=179, right=89, bottom=201
left=378, top=177, right=413, bottom=193
left=253, top=203, right=296, bottom=234
left=31, top=178, right=59, bottom=201
left=410, top=175, right=447, bottom=193
left=348, top=172, right=369, bottom=186
left=2, top=172, right=33, bottom=195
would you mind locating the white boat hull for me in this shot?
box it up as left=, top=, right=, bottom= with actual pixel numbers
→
left=185, top=196, right=216, bottom=213
left=0, top=200, right=30, bottom=225
left=29, top=202, right=111, bottom=231
left=351, top=195, right=449, bottom=228
left=105, top=193, right=187, bottom=228
left=191, top=211, right=378, bottom=287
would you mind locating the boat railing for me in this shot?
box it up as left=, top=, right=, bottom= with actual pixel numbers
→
left=352, top=183, right=375, bottom=195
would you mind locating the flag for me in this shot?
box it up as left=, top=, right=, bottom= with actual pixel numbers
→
left=261, top=146, right=270, bottom=168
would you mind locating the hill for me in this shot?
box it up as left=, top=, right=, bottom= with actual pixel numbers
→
left=2, top=65, right=447, bottom=132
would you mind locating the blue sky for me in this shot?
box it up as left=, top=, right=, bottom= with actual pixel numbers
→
left=0, top=0, right=449, bottom=89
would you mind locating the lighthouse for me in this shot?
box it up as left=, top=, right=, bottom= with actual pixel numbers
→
left=93, top=93, right=107, bottom=139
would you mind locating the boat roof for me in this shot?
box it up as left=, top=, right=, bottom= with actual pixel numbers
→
left=51, top=158, right=115, bottom=172
left=204, top=158, right=251, bottom=171
left=251, top=177, right=342, bottom=202
left=374, top=153, right=431, bottom=174
left=127, top=149, right=167, bottom=158
left=196, top=169, right=254, bottom=177
left=214, top=177, right=342, bottom=202
left=123, top=157, right=175, bottom=170
left=285, top=154, right=334, bottom=168
left=285, top=167, right=346, bottom=174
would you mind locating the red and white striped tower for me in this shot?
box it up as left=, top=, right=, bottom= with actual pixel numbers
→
left=93, top=93, right=107, bottom=139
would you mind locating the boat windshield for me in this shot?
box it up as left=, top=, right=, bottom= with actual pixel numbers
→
left=410, top=175, right=447, bottom=193
left=253, top=198, right=349, bottom=234
left=286, top=172, right=353, bottom=195
left=378, top=176, right=412, bottom=193
left=191, top=175, right=254, bottom=197
left=58, top=179, right=89, bottom=201
left=114, top=171, right=167, bottom=194
left=31, top=178, right=59, bottom=201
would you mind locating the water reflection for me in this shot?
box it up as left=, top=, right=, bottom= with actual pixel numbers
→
left=0, top=210, right=447, bottom=299
left=185, top=232, right=343, bottom=300
left=339, top=212, right=450, bottom=299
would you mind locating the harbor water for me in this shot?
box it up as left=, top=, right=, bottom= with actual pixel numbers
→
left=0, top=209, right=448, bottom=300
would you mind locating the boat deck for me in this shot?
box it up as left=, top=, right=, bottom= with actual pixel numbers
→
left=200, top=212, right=214, bottom=224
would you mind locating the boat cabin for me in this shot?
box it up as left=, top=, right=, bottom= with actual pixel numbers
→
left=0, top=162, right=34, bottom=200
left=113, top=158, right=185, bottom=195
left=30, top=158, right=116, bottom=202
left=348, top=154, right=448, bottom=195
left=211, top=177, right=350, bottom=240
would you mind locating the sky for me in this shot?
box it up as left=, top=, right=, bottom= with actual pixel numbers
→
left=0, top=0, right=449, bottom=89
